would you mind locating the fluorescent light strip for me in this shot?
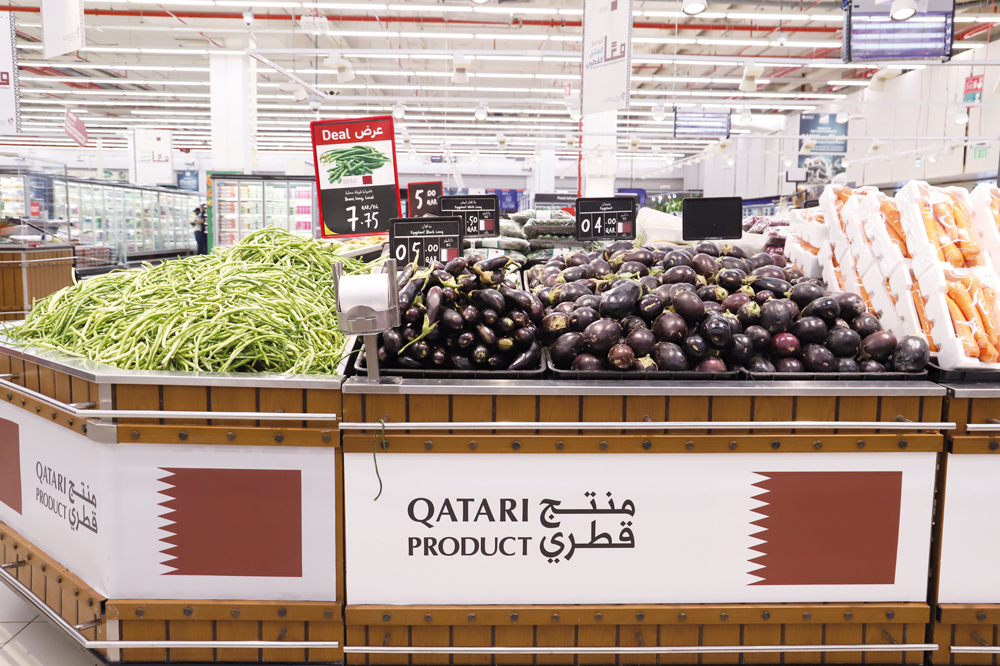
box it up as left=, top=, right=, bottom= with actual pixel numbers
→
left=20, top=76, right=209, bottom=85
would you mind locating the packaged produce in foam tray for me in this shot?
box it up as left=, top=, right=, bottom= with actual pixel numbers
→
left=896, top=181, right=991, bottom=271
left=784, top=233, right=822, bottom=278
left=787, top=207, right=827, bottom=247
left=859, top=190, right=911, bottom=278
left=968, top=183, right=1000, bottom=266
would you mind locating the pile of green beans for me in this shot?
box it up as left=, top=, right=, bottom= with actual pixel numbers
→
left=8, top=227, right=376, bottom=375
left=319, top=146, right=390, bottom=183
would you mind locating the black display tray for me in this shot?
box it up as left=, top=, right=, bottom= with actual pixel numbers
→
left=354, top=345, right=544, bottom=380
left=926, top=362, right=1000, bottom=383
left=742, top=368, right=928, bottom=382
left=543, top=350, right=740, bottom=381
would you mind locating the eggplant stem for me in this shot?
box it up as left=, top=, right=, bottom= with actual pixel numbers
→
left=373, top=418, right=387, bottom=501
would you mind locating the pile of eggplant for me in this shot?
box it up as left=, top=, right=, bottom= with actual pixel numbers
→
left=526, top=240, right=931, bottom=375
left=371, top=254, right=543, bottom=372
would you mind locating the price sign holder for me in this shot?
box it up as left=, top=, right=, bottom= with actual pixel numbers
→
left=389, top=217, right=464, bottom=267
left=310, top=115, right=402, bottom=239
left=440, top=194, right=500, bottom=238
left=407, top=181, right=443, bottom=217
left=574, top=196, right=637, bottom=241
left=681, top=197, right=743, bottom=241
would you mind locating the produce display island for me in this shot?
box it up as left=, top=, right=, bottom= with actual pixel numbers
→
left=0, top=244, right=75, bottom=321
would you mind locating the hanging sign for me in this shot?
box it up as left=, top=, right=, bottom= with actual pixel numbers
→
left=389, top=217, right=464, bottom=266
left=132, top=129, right=173, bottom=186
left=581, top=0, right=633, bottom=116
left=64, top=108, right=87, bottom=147
left=964, top=75, right=984, bottom=104
left=0, top=13, right=19, bottom=136
left=407, top=181, right=443, bottom=217
left=40, top=0, right=84, bottom=59
left=440, top=194, right=499, bottom=238
left=311, top=116, right=401, bottom=238
left=575, top=196, right=637, bottom=241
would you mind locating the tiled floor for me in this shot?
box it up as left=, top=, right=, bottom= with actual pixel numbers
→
left=0, top=583, right=101, bottom=666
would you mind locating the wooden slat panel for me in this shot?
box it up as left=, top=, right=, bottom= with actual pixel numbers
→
left=70, top=375, right=90, bottom=404
left=167, top=619, right=214, bottom=663
left=581, top=395, right=624, bottom=435
left=162, top=385, right=208, bottom=426
left=880, top=396, right=921, bottom=424
left=796, top=396, right=837, bottom=435
left=371, top=623, right=409, bottom=666
left=667, top=396, right=709, bottom=435
left=216, top=620, right=259, bottom=662
left=701, top=625, right=741, bottom=664
left=453, top=394, right=494, bottom=423
left=344, top=624, right=368, bottom=666
left=451, top=625, right=492, bottom=666
left=712, top=397, right=752, bottom=433
left=365, top=394, right=406, bottom=425
left=783, top=622, right=822, bottom=664
left=824, top=623, right=863, bottom=664
left=343, top=393, right=365, bottom=423
left=496, top=395, right=537, bottom=434
left=116, top=384, right=160, bottom=425
left=742, top=623, right=781, bottom=665
left=409, top=394, right=453, bottom=424
left=923, top=396, right=944, bottom=426
left=54, top=369, right=72, bottom=405
left=262, top=619, right=305, bottom=662
left=625, top=395, right=667, bottom=424
left=968, top=398, right=999, bottom=428
left=410, top=625, right=450, bottom=666
left=951, top=624, right=993, bottom=666
left=305, top=388, right=340, bottom=428
left=29, top=562, right=45, bottom=607
left=903, top=622, right=928, bottom=664
left=539, top=395, right=580, bottom=434
left=929, top=621, right=950, bottom=666
left=308, top=620, right=345, bottom=663
left=7, top=355, right=23, bottom=388
left=577, top=622, right=617, bottom=666
left=259, top=387, right=305, bottom=428
left=494, top=625, right=533, bottom=666
left=38, top=366, right=56, bottom=400
left=535, top=624, right=575, bottom=665
left=120, top=620, right=167, bottom=663
left=619, top=624, right=655, bottom=665
left=210, top=386, right=257, bottom=427
left=838, top=396, right=878, bottom=423
left=21, top=361, right=39, bottom=394
left=863, top=623, right=904, bottom=664
left=752, top=396, right=794, bottom=435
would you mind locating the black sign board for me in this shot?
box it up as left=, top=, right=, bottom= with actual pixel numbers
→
left=534, top=192, right=578, bottom=207
left=575, top=197, right=638, bottom=241
left=439, top=195, right=499, bottom=238
left=681, top=197, right=743, bottom=241
left=407, top=181, right=443, bottom=217
left=389, top=217, right=464, bottom=266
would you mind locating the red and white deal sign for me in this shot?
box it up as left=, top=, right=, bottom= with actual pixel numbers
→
left=310, top=116, right=401, bottom=238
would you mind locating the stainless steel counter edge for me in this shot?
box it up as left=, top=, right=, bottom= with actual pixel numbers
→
left=343, top=377, right=947, bottom=396
left=944, top=383, right=1000, bottom=398
left=0, top=334, right=348, bottom=389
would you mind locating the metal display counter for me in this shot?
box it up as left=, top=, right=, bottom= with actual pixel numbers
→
left=0, top=340, right=345, bottom=663
left=0, top=243, right=75, bottom=321
left=340, top=377, right=948, bottom=665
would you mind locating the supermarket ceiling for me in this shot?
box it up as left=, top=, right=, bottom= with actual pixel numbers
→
left=5, top=0, right=1000, bottom=154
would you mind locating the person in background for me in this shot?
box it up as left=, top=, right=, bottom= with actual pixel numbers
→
left=192, top=205, right=208, bottom=255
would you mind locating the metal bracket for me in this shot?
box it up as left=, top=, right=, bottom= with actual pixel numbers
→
left=972, top=631, right=992, bottom=647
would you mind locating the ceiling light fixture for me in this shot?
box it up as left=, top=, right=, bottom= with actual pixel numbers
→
left=836, top=110, right=849, bottom=123
left=470, top=149, right=479, bottom=162
left=725, top=155, right=736, bottom=167
left=392, top=102, right=405, bottom=119
left=842, top=158, right=850, bottom=168
left=533, top=150, right=543, bottom=162
left=783, top=157, right=793, bottom=168
left=739, top=107, right=752, bottom=125
left=242, top=9, right=254, bottom=25
left=928, top=152, right=938, bottom=163
left=740, top=63, right=765, bottom=93
left=408, top=149, right=417, bottom=161
left=452, top=56, right=472, bottom=84
left=955, top=107, right=970, bottom=125
left=682, top=0, right=707, bottom=16
left=474, top=103, right=488, bottom=120
left=652, top=104, right=666, bottom=121
left=568, top=104, right=582, bottom=121
left=595, top=151, right=605, bottom=164
left=890, top=0, right=918, bottom=21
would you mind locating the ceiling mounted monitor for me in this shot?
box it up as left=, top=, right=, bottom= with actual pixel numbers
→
left=673, top=109, right=732, bottom=138
left=844, top=0, right=955, bottom=62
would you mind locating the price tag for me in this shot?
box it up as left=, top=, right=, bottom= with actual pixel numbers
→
left=407, top=181, right=443, bottom=217
left=440, top=194, right=500, bottom=238
left=575, top=197, right=637, bottom=241
left=389, top=217, right=464, bottom=267
left=310, top=116, right=401, bottom=238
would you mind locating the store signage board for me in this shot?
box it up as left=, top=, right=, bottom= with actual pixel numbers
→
left=938, top=454, right=1000, bottom=602
left=29, top=201, right=40, bottom=218
left=0, top=401, right=338, bottom=601
left=175, top=170, right=199, bottom=192
left=844, top=0, right=954, bottom=61
left=581, top=0, right=633, bottom=115
left=132, top=129, right=173, bottom=186
left=440, top=194, right=500, bottom=238
left=40, top=0, right=83, bottom=59
left=407, top=181, right=443, bottom=217
left=575, top=196, right=637, bottom=241
left=389, top=216, right=464, bottom=266
left=683, top=197, right=743, bottom=240
left=965, top=75, right=984, bottom=103
left=311, top=115, right=401, bottom=239
left=0, top=13, right=19, bottom=136
left=64, top=108, right=87, bottom=148
left=344, top=452, right=935, bottom=604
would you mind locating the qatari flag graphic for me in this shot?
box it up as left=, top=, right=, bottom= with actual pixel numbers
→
left=158, top=468, right=302, bottom=577
left=749, top=471, right=902, bottom=585
left=0, top=418, right=20, bottom=514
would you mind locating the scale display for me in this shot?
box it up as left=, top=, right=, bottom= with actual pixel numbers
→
left=575, top=197, right=637, bottom=241
left=389, top=216, right=464, bottom=266
left=439, top=195, right=499, bottom=238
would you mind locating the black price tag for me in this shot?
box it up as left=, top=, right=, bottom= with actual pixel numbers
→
left=440, top=195, right=500, bottom=238
left=681, top=197, right=743, bottom=241
left=389, top=217, right=464, bottom=267
left=407, top=181, right=442, bottom=217
left=575, top=197, right=637, bottom=241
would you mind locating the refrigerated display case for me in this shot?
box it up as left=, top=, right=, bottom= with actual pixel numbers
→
left=210, top=175, right=316, bottom=249
left=0, top=158, right=72, bottom=245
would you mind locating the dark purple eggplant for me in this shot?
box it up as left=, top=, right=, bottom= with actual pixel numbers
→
left=575, top=294, right=601, bottom=310
left=461, top=305, right=479, bottom=324
left=698, top=285, right=728, bottom=303
left=779, top=298, right=800, bottom=320
left=471, top=289, right=505, bottom=313
left=775, top=357, right=804, bottom=373
left=619, top=261, right=651, bottom=278
left=476, top=323, right=497, bottom=346
left=604, top=240, right=633, bottom=259
left=672, top=290, right=706, bottom=324
left=695, top=241, right=720, bottom=257
left=719, top=256, right=752, bottom=273
left=831, top=292, right=866, bottom=321
left=566, top=251, right=590, bottom=267
left=448, top=353, right=472, bottom=370
left=582, top=318, right=623, bottom=355
left=860, top=331, right=897, bottom=362
left=541, top=313, right=572, bottom=344
left=836, top=357, right=859, bottom=373
left=663, top=265, right=698, bottom=285
left=749, top=252, right=775, bottom=269
left=859, top=359, right=886, bottom=373
left=626, top=327, right=656, bottom=357
left=701, top=314, right=733, bottom=349
left=551, top=332, right=586, bottom=369
left=481, top=308, right=499, bottom=326
left=737, top=301, right=761, bottom=329
left=785, top=266, right=804, bottom=281
left=690, top=253, right=721, bottom=278
left=536, top=287, right=551, bottom=305
left=621, top=316, right=647, bottom=333
left=725, top=334, right=753, bottom=367
left=432, top=269, right=460, bottom=290
left=509, top=342, right=541, bottom=371
left=748, top=356, right=776, bottom=373
left=383, top=328, right=405, bottom=356
left=457, top=331, right=476, bottom=349
left=696, top=356, right=727, bottom=373
left=663, top=251, right=692, bottom=268
left=652, top=250, right=667, bottom=264
left=792, top=316, right=828, bottom=344
left=751, top=265, right=789, bottom=281
left=396, top=262, right=415, bottom=289
left=424, top=286, right=444, bottom=325
left=549, top=282, right=593, bottom=305
left=431, top=346, right=449, bottom=366
left=570, top=306, right=600, bottom=333
left=599, top=281, right=642, bottom=320
left=704, top=301, right=723, bottom=316
left=801, top=296, right=840, bottom=323
left=894, top=335, right=930, bottom=372
left=634, top=355, right=657, bottom=371
left=510, top=310, right=530, bottom=328
left=748, top=276, right=791, bottom=296
left=652, top=342, right=689, bottom=371
left=831, top=318, right=850, bottom=330
left=571, top=353, right=603, bottom=370
left=669, top=283, right=696, bottom=299
left=683, top=334, right=710, bottom=359
left=788, top=282, right=825, bottom=309
left=608, top=344, right=636, bottom=370
left=649, top=285, right=673, bottom=306
left=638, top=294, right=665, bottom=321
left=554, top=302, right=575, bottom=315
left=825, top=328, right=861, bottom=357
left=402, top=326, right=419, bottom=342
left=760, top=300, right=792, bottom=335
left=652, top=311, right=688, bottom=344
left=722, top=244, right=748, bottom=259
left=587, top=258, right=614, bottom=279
left=755, top=290, right=774, bottom=305
left=396, top=354, right=423, bottom=369
left=771, top=332, right=801, bottom=359
left=498, top=286, right=529, bottom=311
left=558, top=265, right=590, bottom=283
left=377, top=346, right=391, bottom=364
left=486, top=354, right=506, bottom=369
left=745, top=325, right=771, bottom=351
left=716, top=269, right=747, bottom=293
left=404, top=306, right=423, bottom=324
left=723, top=291, right=752, bottom=314
left=498, top=337, right=515, bottom=353
left=802, top=343, right=836, bottom=372
left=514, top=326, right=536, bottom=348
left=638, top=275, right=662, bottom=295
left=608, top=250, right=630, bottom=269
left=851, top=313, right=882, bottom=338
left=625, top=248, right=656, bottom=266
left=470, top=344, right=490, bottom=364
left=412, top=340, right=432, bottom=360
